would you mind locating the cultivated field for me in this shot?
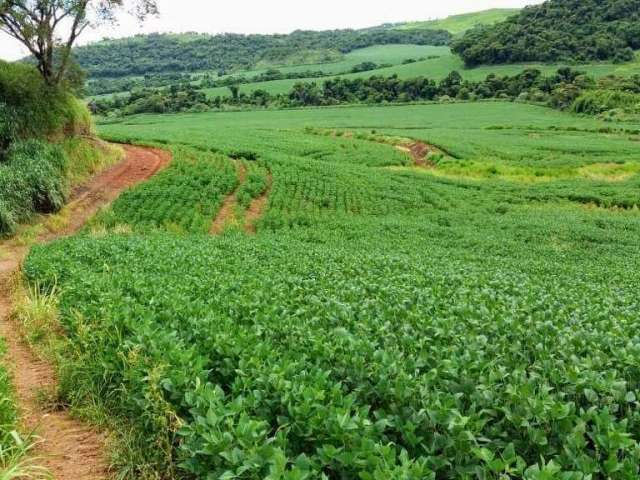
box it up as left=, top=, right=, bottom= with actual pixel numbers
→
left=93, top=46, right=640, bottom=102
left=20, top=102, right=640, bottom=478
left=199, top=50, right=640, bottom=99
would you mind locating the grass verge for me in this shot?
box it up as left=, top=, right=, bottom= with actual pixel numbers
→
left=0, top=339, right=49, bottom=480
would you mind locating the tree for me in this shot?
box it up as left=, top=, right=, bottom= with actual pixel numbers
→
left=0, top=0, right=158, bottom=86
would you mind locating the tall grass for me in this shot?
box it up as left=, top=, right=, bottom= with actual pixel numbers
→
left=0, top=341, right=49, bottom=480
left=0, top=61, right=91, bottom=155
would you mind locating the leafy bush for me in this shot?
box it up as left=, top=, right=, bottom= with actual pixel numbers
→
left=0, top=61, right=91, bottom=156
left=572, top=89, right=640, bottom=115
left=0, top=140, right=69, bottom=236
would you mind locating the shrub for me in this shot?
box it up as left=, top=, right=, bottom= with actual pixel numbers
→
left=572, top=89, right=640, bottom=115
left=0, top=61, right=91, bottom=155
left=0, top=140, right=69, bottom=236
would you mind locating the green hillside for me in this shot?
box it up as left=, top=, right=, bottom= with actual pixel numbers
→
left=453, top=0, right=640, bottom=66
left=395, top=8, right=520, bottom=35
left=32, top=101, right=640, bottom=478
left=199, top=50, right=640, bottom=99
left=74, top=28, right=451, bottom=79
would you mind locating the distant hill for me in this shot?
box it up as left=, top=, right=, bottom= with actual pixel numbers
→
left=452, top=0, right=640, bottom=66
left=73, top=28, right=451, bottom=79
left=395, top=8, right=520, bottom=35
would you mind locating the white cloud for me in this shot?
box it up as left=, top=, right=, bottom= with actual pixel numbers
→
left=0, top=0, right=541, bottom=61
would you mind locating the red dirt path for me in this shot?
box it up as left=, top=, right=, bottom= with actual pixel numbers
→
left=0, top=144, right=171, bottom=480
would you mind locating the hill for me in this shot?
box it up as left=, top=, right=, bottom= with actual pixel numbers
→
left=74, top=28, right=451, bottom=78
left=395, top=8, right=520, bottom=35
left=452, top=0, right=640, bottom=66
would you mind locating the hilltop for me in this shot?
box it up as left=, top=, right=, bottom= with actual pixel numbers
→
left=71, top=7, right=524, bottom=80
left=453, top=0, right=640, bottom=66
left=73, top=28, right=450, bottom=79
left=394, top=8, right=520, bottom=35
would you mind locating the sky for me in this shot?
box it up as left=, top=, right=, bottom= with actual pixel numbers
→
left=0, top=0, right=541, bottom=61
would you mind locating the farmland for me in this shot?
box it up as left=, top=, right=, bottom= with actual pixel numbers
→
left=200, top=51, right=640, bottom=99
left=19, top=101, right=640, bottom=478
left=95, top=47, right=640, bottom=102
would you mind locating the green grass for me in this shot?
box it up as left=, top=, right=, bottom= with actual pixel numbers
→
left=23, top=102, right=640, bottom=479
left=201, top=50, right=640, bottom=99
left=395, top=8, right=520, bottom=35
left=0, top=340, right=47, bottom=479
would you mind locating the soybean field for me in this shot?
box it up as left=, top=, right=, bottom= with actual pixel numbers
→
left=24, top=102, right=640, bottom=479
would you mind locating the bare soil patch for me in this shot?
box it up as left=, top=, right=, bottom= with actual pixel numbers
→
left=396, top=142, right=441, bottom=168
left=244, top=174, right=273, bottom=234
left=210, top=163, right=247, bottom=235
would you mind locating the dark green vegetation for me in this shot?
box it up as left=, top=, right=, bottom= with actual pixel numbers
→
left=0, top=61, right=96, bottom=237
left=94, top=67, right=640, bottom=122
left=453, top=0, right=640, bottom=66
left=0, top=61, right=120, bottom=237
left=0, top=140, right=69, bottom=235
left=0, top=61, right=90, bottom=155
left=22, top=102, right=640, bottom=479
left=75, top=28, right=451, bottom=79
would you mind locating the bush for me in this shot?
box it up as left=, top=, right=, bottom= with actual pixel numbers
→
left=572, top=89, right=640, bottom=115
left=0, top=61, right=91, bottom=156
left=0, top=140, right=69, bottom=236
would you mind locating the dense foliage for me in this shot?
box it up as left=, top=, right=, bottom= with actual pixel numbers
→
left=0, top=140, right=69, bottom=236
left=452, top=0, right=640, bottom=66
left=23, top=102, right=640, bottom=479
left=0, top=61, right=90, bottom=157
left=0, top=61, right=95, bottom=236
left=74, top=29, right=451, bottom=79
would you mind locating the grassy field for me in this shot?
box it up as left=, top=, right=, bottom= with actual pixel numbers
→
left=24, top=102, right=640, bottom=478
left=201, top=50, right=640, bottom=98
left=394, top=8, right=520, bottom=35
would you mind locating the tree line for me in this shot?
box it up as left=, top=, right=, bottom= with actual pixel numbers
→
left=452, top=0, right=640, bottom=66
left=92, top=68, right=640, bottom=119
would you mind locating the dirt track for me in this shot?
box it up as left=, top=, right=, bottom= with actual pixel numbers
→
left=210, top=164, right=247, bottom=235
left=0, top=144, right=170, bottom=480
left=244, top=173, right=272, bottom=234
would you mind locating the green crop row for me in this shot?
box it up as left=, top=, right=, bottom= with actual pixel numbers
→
left=94, top=146, right=238, bottom=234
left=236, top=161, right=270, bottom=209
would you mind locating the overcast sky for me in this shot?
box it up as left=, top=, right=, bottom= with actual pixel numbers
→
left=0, top=0, right=541, bottom=61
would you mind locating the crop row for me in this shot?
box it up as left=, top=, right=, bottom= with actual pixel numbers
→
left=95, top=146, right=238, bottom=234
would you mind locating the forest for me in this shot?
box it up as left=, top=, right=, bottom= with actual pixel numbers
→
left=452, top=0, right=640, bottom=66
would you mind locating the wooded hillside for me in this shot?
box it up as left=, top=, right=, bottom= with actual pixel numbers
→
left=452, top=0, right=640, bottom=66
